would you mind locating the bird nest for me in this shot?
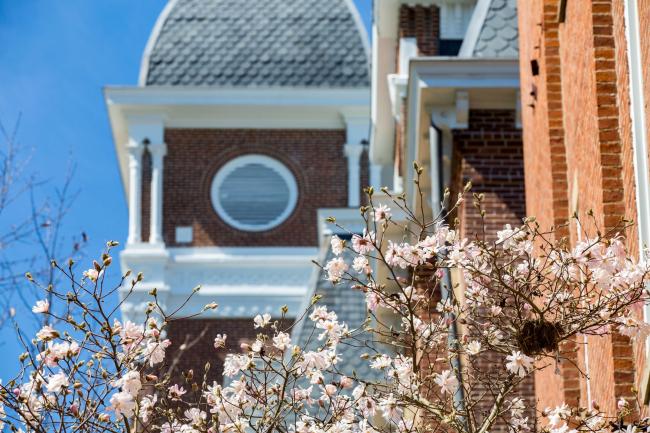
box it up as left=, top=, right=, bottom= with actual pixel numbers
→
left=516, top=319, right=563, bottom=355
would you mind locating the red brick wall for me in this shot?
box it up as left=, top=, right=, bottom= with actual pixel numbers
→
left=159, top=129, right=349, bottom=247
left=517, top=0, right=579, bottom=411
left=398, top=4, right=440, bottom=56
left=452, top=109, right=526, bottom=241
left=518, top=0, right=645, bottom=416
left=165, top=318, right=285, bottom=387
left=450, top=109, right=534, bottom=431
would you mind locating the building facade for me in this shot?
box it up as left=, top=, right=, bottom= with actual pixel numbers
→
left=369, top=0, right=533, bottom=428
left=517, top=0, right=650, bottom=416
left=105, top=0, right=372, bottom=384
left=103, top=0, right=650, bottom=422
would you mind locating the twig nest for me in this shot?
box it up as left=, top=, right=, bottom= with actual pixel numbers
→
left=516, top=319, right=562, bottom=355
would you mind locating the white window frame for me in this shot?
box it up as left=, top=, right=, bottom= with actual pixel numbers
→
left=210, top=154, right=298, bottom=232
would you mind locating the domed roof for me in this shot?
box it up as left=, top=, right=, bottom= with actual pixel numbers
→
left=140, top=0, right=370, bottom=88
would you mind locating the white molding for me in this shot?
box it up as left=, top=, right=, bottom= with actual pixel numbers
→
left=344, top=144, right=365, bottom=208
left=409, top=57, right=520, bottom=88
left=138, top=0, right=178, bottom=87
left=119, top=245, right=318, bottom=320
left=175, top=226, right=193, bottom=244
left=387, top=74, right=408, bottom=120
left=105, top=86, right=370, bottom=193
left=210, top=154, right=298, bottom=232
left=343, top=0, right=371, bottom=62
left=317, top=208, right=365, bottom=239
left=624, top=0, right=650, bottom=265
left=105, top=86, right=370, bottom=107
left=458, top=0, right=491, bottom=58
left=455, top=90, right=469, bottom=128
left=399, top=38, right=418, bottom=74
left=403, top=58, right=519, bottom=198
left=127, top=143, right=144, bottom=244
left=624, top=2, right=650, bottom=390
left=148, top=142, right=167, bottom=245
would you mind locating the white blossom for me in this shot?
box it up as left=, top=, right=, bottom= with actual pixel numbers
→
left=45, top=372, right=69, bottom=393
left=253, top=313, right=272, bottom=329
left=505, top=351, right=534, bottom=377
left=434, top=370, right=458, bottom=394
left=32, top=300, right=49, bottom=314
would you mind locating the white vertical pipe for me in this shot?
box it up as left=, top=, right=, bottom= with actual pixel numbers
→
left=127, top=141, right=144, bottom=245
left=149, top=143, right=167, bottom=245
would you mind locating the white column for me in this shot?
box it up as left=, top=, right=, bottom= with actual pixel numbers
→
left=344, top=143, right=364, bottom=208
left=127, top=141, right=144, bottom=244
left=149, top=143, right=167, bottom=245
left=370, top=163, right=383, bottom=189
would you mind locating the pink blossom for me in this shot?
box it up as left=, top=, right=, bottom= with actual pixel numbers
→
left=213, top=334, right=227, bottom=349
left=32, top=299, right=49, bottom=314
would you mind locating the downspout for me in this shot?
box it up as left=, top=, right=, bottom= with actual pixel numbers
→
left=624, top=0, right=650, bottom=303
left=430, top=123, right=468, bottom=424
left=623, top=0, right=650, bottom=402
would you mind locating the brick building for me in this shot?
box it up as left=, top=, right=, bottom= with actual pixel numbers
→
left=104, top=0, right=543, bottom=419
left=104, top=0, right=373, bottom=384
left=368, top=0, right=532, bottom=429
left=517, top=0, right=650, bottom=416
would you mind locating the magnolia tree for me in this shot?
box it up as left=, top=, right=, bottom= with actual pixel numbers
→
left=1, top=171, right=650, bottom=433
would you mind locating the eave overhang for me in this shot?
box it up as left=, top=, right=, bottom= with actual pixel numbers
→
left=104, top=85, right=370, bottom=195
left=402, top=57, right=520, bottom=198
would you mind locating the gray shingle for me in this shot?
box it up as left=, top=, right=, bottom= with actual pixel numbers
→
left=291, top=240, right=384, bottom=383
left=473, top=0, right=519, bottom=58
left=144, top=0, right=369, bottom=87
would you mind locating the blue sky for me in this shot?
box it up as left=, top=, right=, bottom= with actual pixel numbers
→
left=0, top=1, right=372, bottom=377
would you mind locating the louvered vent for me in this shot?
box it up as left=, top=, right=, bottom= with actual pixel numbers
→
left=211, top=155, right=298, bottom=231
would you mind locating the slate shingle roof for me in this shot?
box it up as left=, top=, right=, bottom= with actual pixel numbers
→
left=143, top=0, right=370, bottom=87
left=473, top=0, right=519, bottom=58
left=291, top=239, right=383, bottom=383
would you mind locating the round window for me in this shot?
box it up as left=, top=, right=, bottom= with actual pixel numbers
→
left=210, top=155, right=298, bottom=232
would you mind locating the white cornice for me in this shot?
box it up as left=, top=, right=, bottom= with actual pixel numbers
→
left=105, top=86, right=370, bottom=193
left=105, top=86, right=370, bottom=107
left=408, top=57, right=520, bottom=88
left=402, top=57, right=520, bottom=197
left=458, top=0, right=491, bottom=57
left=119, top=245, right=319, bottom=321
left=168, top=246, right=318, bottom=265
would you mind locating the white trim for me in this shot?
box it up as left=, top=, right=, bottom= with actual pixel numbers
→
left=104, top=85, right=369, bottom=203
left=624, top=0, right=650, bottom=261
left=127, top=143, right=144, bottom=244
left=458, top=0, right=491, bottom=58
left=344, top=144, right=365, bottom=208
left=167, top=246, right=318, bottom=264
left=148, top=142, right=167, bottom=245
left=119, top=245, right=318, bottom=320
left=174, top=226, right=193, bottom=243
left=410, top=57, right=520, bottom=88
left=403, top=57, right=519, bottom=197
left=105, top=86, right=370, bottom=107
left=387, top=74, right=409, bottom=120
left=138, top=0, right=178, bottom=86
left=343, top=0, right=371, bottom=63
left=624, top=1, right=650, bottom=385
left=210, top=154, right=298, bottom=232
left=291, top=236, right=332, bottom=344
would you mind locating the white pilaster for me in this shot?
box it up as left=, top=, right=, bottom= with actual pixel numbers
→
left=344, top=143, right=365, bottom=208
left=149, top=143, right=167, bottom=245
left=127, top=141, right=144, bottom=245
left=340, top=109, right=370, bottom=208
